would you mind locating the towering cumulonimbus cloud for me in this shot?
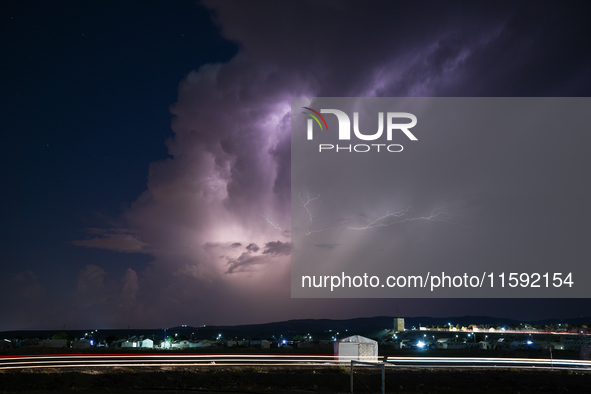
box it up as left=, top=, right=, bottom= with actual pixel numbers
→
left=68, top=1, right=591, bottom=327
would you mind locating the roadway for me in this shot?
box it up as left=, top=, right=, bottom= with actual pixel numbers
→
left=1, top=353, right=590, bottom=371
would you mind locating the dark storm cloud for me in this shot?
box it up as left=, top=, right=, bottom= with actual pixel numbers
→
left=205, top=0, right=591, bottom=96
left=225, top=252, right=269, bottom=274
left=71, top=228, right=148, bottom=252
left=245, top=243, right=260, bottom=252
left=60, top=0, right=591, bottom=328
left=262, top=241, right=291, bottom=256
left=225, top=241, right=290, bottom=273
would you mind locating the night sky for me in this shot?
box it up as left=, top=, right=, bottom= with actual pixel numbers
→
left=1, top=0, right=591, bottom=330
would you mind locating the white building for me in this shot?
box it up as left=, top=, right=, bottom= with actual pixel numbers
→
left=334, top=335, right=378, bottom=362
left=138, top=338, right=153, bottom=348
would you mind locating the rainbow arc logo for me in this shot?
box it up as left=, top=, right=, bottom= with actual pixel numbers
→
left=302, top=107, right=328, bottom=131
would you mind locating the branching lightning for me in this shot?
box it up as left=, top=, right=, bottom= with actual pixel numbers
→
left=298, top=193, right=320, bottom=225
left=293, top=190, right=456, bottom=236
left=347, top=207, right=454, bottom=230
left=294, top=193, right=341, bottom=235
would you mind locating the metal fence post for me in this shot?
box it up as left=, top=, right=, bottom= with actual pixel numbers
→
left=350, top=360, right=354, bottom=393
left=382, top=363, right=385, bottom=394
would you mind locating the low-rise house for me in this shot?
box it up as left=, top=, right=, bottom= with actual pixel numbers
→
left=172, top=340, right=192, bottom=349
left=436, top=338, right=453, bottom=349
left=72, top=339, right=91, bottom=348
left=226, top=340, right=247, bottom=347
left=509, top=341, right=522, bottom=349
left=120, top=340, right=135, bottom=348
left=249, top=339, right=262, bottom=348
left=138, top=338, right=153, bottom=348
left=42, top=339, right=69, bottom=348
left=447, top=342, right=466, bottom=350
left=193, top=340, right=213, bottom=348
left=296, top=341, right=314, bottom=349
left=479, top=341, right=492, bottom=350
left=492, top=338, right=509, bottom=351
left=549, top=342, right=564, bottom=350
left=23, top=339, right=42, bottom=348
left=564, top=338, right=591, bottom=351
left=391, top=341, right=405, bottom=349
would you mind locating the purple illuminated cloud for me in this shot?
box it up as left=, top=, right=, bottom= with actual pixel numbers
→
left=62, top=1, right=591, bottom=328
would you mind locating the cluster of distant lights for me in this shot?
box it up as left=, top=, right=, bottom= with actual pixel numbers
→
left=83, top=330, right=99, bottom=346
left=414, top=338, right=535, bottom=348
left=404, top=323, right=549, bottom=349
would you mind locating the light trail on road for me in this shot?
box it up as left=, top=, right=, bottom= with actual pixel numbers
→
left=385, top=356, right=591, bottom=371
left=0, top=354, right=336, bottom=370
left=0, top=354, right=590, bottom=371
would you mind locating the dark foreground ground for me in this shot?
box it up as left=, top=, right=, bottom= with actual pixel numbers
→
left=1, top=365, right=590, bottom=394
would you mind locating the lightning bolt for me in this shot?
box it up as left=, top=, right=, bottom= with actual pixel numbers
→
left=347, top=207, right=454, bottom=230
left=293, top=193, right=344, bottom=235
left=298, top=192, right=320, bottom=225
left=302, top=225, right=342, bottom=236
left=261, top=213, right=282, bottom=231
left=293, top=190, right=457, bottom=236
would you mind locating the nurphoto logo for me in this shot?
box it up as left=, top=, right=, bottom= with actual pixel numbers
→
left=303, top=107, right=417, bottom=153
